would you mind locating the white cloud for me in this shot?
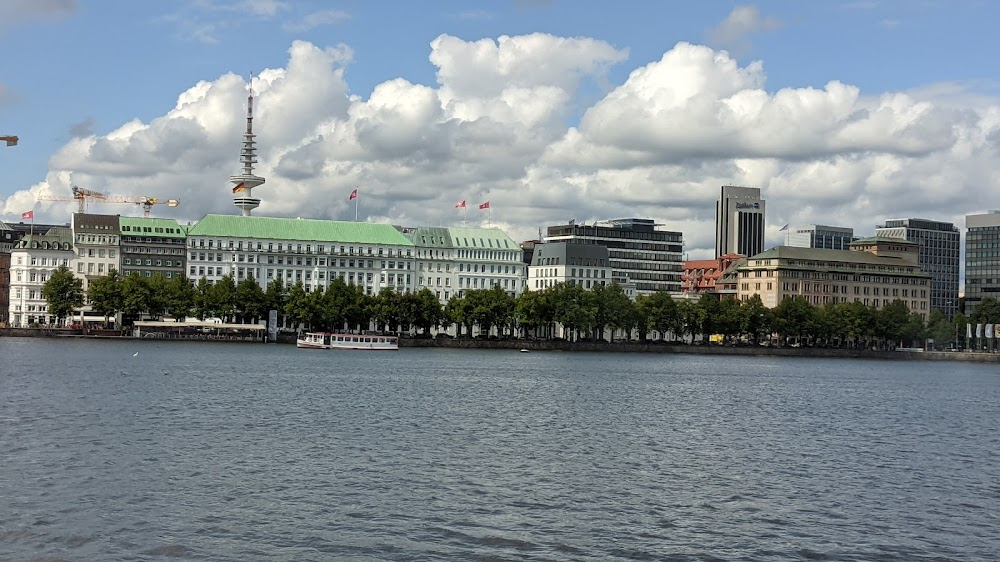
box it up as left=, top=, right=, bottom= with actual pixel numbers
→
left=3, top=35, right=999, bottom=262
left=282, top=9, right=350, bottom=33
left=706, top=4, right=782, bottom=56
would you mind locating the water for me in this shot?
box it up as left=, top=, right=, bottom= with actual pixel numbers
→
left=1, top=338, right=998, bottom=561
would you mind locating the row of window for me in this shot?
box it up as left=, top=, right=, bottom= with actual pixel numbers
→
left=190, top=238, right=412, bottom=258
left=14, top=257, right=71, bottom=267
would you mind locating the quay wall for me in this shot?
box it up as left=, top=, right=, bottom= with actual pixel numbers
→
left=2, top=328, right=998, bottom=362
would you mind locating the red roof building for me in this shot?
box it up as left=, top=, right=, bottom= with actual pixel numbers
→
left=681, top=253, right=745, bottom=296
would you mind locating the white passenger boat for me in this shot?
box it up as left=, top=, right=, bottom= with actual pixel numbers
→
left=296, top=332, right=399, bottom=351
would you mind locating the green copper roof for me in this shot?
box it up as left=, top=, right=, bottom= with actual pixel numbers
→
left=402, top=227, right=454, bottom=247
left=446, top=227, right=518, bottom=250
left=187, top=214, right=414, bottom=246
left=119, top=216, right=186, bottom=239
left=14, top=227, right=74, bottom=250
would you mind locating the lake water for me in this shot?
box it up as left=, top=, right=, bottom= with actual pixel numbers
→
left=1, top=338, right=998, bottom=561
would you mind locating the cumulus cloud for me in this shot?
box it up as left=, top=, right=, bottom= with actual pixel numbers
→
left=2, top=34, right=999, bottom=262
left=706, top=4, right=781, bottom=56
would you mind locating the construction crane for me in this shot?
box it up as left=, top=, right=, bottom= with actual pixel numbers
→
left=1, top=135, right=17, bottom=146
left=37, top=185, right=180, bottom=217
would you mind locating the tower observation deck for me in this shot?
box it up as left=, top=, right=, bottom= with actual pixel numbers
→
left=230, top=74, right=264, bottom=216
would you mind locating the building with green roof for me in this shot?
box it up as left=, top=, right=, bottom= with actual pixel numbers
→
left=8, top=228, right=75, bottom=327
left=119, top=216, right=187, bottom=280
left=400, top=225, right=524, bottom=302
left=185, top=214, right=415, bottom=294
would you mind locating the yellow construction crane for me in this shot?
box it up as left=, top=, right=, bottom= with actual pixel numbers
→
left=1, top=135, right=17, bottom=146
left=37, top=185, right=180, bottom=217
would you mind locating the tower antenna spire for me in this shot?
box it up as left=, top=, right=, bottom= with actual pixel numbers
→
left=230, top=71, right=265, bottom=216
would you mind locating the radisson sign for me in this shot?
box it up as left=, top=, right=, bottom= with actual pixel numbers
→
left=736, top=202, right=761, bottom=210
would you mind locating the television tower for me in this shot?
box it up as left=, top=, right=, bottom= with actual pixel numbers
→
left=230, top=73, right=264, bottom=216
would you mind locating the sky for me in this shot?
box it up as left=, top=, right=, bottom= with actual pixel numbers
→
left=1, top=0, right=999, bottom=259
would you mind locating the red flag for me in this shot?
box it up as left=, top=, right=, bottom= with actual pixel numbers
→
left=232, top=182, right=246, bottom=193
left=349, top=188, right=358, bottom=200
left=478, top=201, right=490, bottom=209
left=21, top=210, right=33, bottom=220
left=455, top=200, right=466, bottom=208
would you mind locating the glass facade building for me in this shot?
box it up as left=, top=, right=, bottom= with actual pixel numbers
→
left=876, top=218, right=960, bottom=317
left=964, top=211, right=1000, bottom=317
left=545, top=218, right=683, bottom=295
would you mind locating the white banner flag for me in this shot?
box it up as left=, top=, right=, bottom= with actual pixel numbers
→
left=967, top=323, right=972, bottom=339
left=976, top=323, right=983, bottom=338
left=987, top=324, right=995, bottom=339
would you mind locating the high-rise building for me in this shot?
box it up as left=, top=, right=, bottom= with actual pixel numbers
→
left=716, top=185, right=765, bottom=258
left=964, top=211, right=1000, bottom=317
left=544, top=218, right=683, bottom=295
left=784, top=224, right=855, bottom=250
left=876, top=218, right=960, bottom=317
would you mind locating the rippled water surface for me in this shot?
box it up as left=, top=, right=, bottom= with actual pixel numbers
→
left=1, top=338, right=999, bottom=561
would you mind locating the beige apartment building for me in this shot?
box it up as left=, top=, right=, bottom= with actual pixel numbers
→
left=736, top=237, right=931, bottom=318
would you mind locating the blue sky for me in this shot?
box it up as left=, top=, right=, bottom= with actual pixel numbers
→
left=1, top=0, right=999, bottom=256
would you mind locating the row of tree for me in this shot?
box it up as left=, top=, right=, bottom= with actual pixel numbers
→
left=42, top=265, right=1000, bottom=348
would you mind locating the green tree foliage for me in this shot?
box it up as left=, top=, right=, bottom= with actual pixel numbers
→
left=165, top=275, right=195, bottom=321
left=42, top=265, right=84, bottom=324
left=86, top=268, right=122, bottom=326
left=515, top=289, right=554, bottom=338
left=971, top=297, right=1000, bottom=324
left=235, top=276, right=266, bottom=324
left=121, top=273, right=152, bottom=322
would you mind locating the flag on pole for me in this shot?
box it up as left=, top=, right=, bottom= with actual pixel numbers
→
left=455, top=200, right=466, bottom=208
left=779, top=224, right=789, bottom=231
left=478, top=201, right=490, bottom=209
left=232, top=183, right=246, bottom=193
left=976, top=323, right=982, bottom=338
left=349, top=188, right=358, bottom=201
left=987, top=324, right=995, bottom=339
left=967, top=323, right=972, bottom=339
left=21, top=210, right=33, bottom=220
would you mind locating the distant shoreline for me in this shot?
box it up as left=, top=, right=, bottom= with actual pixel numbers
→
left=3, top=327, right=998, bottom=363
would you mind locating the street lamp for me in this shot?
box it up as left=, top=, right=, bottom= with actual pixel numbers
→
left=1, top=135, right=18, bottom=147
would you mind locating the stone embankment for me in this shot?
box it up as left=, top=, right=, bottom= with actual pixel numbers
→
left=399, top=338, right=1000, bottom=363
left=2, top=328, right=998, bottom=362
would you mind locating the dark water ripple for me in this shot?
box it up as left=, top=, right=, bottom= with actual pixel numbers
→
left=1, top=338, right=999, bottom=561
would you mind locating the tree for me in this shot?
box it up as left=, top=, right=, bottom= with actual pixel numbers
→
left=285, top=281, right=310, bottom=330
left=121, top=273, right=151, bottom=324
left=411, top=288, right=444, bottom=335
left=697, top=293, right=722, bottom=342
left=211, top=275, right=238, bottom=322
left=972, top=297, right=1000, bottom=324
left=264, top=277, right=288, bottom=326
left=774, top=296, right=816, bottom=344
left=165, top=275, right=195, bottom=321
left=716, top=298, right=747, bottom=343
left=87, top=269, right=122, bottom=327
left=235, top=276, right=266, bottom=323
left=144, top=274, right=170, bottom=320
left=42, top=265, right=83, bottom=325
left=516, top=289, right=554, bottom=339
left=743, top=295, right=772, bottom=344
left=193, top=277, right=213, bottom=320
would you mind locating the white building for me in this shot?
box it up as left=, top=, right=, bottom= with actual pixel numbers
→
left=528, top=240, right=612, bottom=290
left=71, top=213, right=121, bottom=295
left=8, top=228, right=75, bottom=327
left=185, top=214, right=416, bottom=294
left=403, top=226, right=524, bottom=302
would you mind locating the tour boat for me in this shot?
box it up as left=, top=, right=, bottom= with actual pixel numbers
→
left=296, top=332, right=399, bottom=351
